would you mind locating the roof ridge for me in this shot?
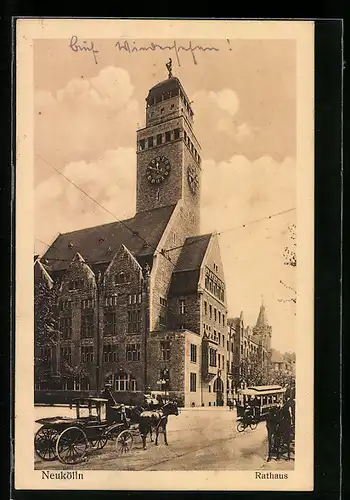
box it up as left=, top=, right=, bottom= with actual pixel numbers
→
left=54, top=204, right=177, bottom=238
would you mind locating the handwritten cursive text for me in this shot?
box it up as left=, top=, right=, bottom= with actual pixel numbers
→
left=69, top=36, right=99, bottom=64
left=115, top=40, right=219, bottom=65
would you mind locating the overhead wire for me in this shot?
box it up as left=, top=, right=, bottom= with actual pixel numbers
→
left=36, top=155, right=295, bottom=264
left=36, top=154, right=296, bottom=321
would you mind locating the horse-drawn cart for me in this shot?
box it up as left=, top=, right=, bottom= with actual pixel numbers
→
left=34, top=397, right=135, bottom=464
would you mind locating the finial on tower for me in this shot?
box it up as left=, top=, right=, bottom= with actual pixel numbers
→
left=166, top=58, right=173, bottom=78
left=261, top=294, right=265, bottom=307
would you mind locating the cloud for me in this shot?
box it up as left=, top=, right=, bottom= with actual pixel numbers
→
left=236, top=122, right=253, bottom=143
left=35, top=66, right=141, bottom=185
left=200, top=155, right=296, bottom=352
left=209, top=89, right=239, bottom=116
left=191, top=89, right=253, bottom=161
left=35, top=147, right=136, bottom=246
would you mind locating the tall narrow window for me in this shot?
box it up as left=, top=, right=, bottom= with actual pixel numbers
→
left=103, top=344, right=117, bottom=363
left=81, top=346, right=94, bottom=363
left=179, top=299, right=186, bottom=315
left=209, top=305, right=212, bottom=319
left=81, top=313, right=94, bottom=338
left=126, top=343, right=141, bottom=361
left=115, top=374, right=128, bottom=392
left=204, top=300, right=207, bottom=315
left=165, top=131, right=171, bottom=142
left=127, top=309, right=141, bottom=333
left=174, top=128, right=180, bottom=139
left=209, top=348, right=217, bottom=367
left=190, top=373, right=197, bottom=392
left=156, top=189, right=160, bottom=201
left=147, top=136, right=154, bottom=148
left=59, top=316, right=72, bottom=339
left=60, top=346, right=72, bottom=364
left=161, top=341, right=171, bottom=361
left=104, top=312, right=117, bottom=335
left=156, top=133, right=162, bottom=145
left=190, top=344, right=197, bottom=363
left=214, top=308, right=217, bottom=321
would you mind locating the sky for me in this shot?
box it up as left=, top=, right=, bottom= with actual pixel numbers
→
left=33, top=38, right=297, bottom=353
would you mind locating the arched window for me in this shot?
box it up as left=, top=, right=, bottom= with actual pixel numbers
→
left=213, top=378, right=224, bottom=393
left=114, top=373, right=137, bottom=392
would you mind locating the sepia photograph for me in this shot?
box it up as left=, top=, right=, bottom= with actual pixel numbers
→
left=15, top=19, right=314, bottom=491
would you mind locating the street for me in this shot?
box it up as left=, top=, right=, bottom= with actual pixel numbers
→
left=34, top=406, right=294, bottom=471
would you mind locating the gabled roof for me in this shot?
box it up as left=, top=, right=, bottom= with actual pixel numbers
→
left=42, top=205, right=176, bottom=272
left=168, top=270, right=201, bottom=297
left=168, top=234, right=212, bottom=296
left=34, top=258, right=53, bottom=287
left=174, top=234, right=212, bottom=273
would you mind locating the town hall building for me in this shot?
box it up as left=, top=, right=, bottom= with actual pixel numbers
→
left=35, top=66, right=232, bottom=407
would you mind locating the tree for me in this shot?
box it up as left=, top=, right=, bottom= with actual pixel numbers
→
left=239, top=353, right=269, bottom=387
left=34, top=278, right=60, bottom=387
left=283, top=223, right=297, bottom=268
left=279, top=224, right=297, bottom=307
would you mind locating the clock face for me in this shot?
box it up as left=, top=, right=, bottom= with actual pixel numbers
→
left=187, top=166, right=199, bottom=194
left=146, top=156, right=171, bottom=184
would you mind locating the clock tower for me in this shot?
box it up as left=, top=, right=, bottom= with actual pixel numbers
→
left=136, top=63, right=201, bottom=235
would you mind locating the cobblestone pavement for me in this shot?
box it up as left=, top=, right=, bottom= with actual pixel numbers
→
left=34, top=406, right=294, bottom=471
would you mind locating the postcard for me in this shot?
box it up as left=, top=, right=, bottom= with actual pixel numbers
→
left=15, top=18, right=314, bottom=491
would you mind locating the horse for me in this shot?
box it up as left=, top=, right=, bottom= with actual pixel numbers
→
left=138, top=401, right=179, bottom=450
left=266, top=402, right=294, bottom=461
left=265, top=405, right=280, bottom=461
left=274, top=401, right=294, bottom=460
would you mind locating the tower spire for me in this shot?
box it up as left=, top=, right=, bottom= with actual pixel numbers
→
left=256, top=298, right=268, bottom=327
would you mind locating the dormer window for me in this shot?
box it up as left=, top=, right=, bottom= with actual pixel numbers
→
left=115, top=272, right=126, bottom=284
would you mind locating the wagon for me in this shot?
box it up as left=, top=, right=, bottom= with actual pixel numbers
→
left=236, top=385, right=287, bottom=421
left=34, top=397, right=135, bottom=464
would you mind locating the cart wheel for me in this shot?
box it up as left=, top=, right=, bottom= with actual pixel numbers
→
left=56, top=427, right=88, bottom=465
left=237, top=421, right=245, bottom=433
left=34, top=426, right=59, bottom=461
left=249, top=422, right=258, bottom=431
left=91, top=437, right=108, bottom=450
left=116, top=430, right=133, bottom=455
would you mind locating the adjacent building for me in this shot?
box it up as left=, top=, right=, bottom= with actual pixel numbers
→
left=227, top=302, right=272, bottom=394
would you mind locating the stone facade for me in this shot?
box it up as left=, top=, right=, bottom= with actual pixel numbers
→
left=35, top=74, right=232, bottom=407
left=228, top=303, right=272, bottom=392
